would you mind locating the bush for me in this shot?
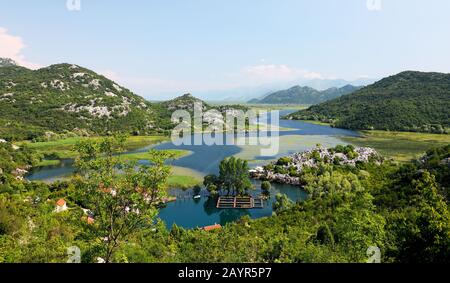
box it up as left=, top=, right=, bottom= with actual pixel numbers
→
left=261, top=181, right=271, bottom=191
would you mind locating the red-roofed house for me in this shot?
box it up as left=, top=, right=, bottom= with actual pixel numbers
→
left=55, top=199, right=68, bottom=213
left=202, top=223, right=222, bottom=231
left=80, top=215, right=95, bottom=225
left=87, top=215, right=95, bottom=224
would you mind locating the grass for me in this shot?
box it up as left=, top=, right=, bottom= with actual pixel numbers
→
left=35, top=163, right=204, bottom=189
left=168, top=166, right=204, bottom=189
left=341, top=130, right=450, bottom=162
left=247, top=104, right=310, bottom=111
left=167, top=175, right=202, bottom=189
left=298, top=120, right=332, bottom=126
left=19, top=136, right=169, bottom=159
left=36, top=159, right=61, bottom=167
left=22, top=135, right=203, bottom=189
left=38, top=173, right=202, bottom=190
left=120, top=149, right=192, bottom=162
left=121, top=136, right=170, bottom=150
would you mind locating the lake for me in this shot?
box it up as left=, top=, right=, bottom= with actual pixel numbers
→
left=26, top=110, right=359, bottom=228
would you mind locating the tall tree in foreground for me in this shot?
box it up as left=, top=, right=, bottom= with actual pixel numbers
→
left=74, top=136, right=174, bottom=262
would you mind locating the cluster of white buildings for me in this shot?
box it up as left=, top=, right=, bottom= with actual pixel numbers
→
left=250, top=146, right=380, bottom=186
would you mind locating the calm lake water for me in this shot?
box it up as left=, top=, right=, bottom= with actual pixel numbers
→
left=26, top=110, right=359, bottom=228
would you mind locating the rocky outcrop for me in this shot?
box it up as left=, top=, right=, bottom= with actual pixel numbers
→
left=250, top=146, right=380, bottom=186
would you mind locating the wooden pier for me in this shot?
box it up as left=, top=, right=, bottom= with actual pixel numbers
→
left=216, top=196, right=264, bottom=209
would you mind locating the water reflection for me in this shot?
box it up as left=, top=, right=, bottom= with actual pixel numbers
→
left=159, top=180, right=308, bottom=229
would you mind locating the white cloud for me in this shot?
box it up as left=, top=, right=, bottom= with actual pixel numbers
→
left=0, top=27, right=41, bottom=69
left=238, top=64, right=323, bottom=84
left=95, top=64, right=326, bottom=99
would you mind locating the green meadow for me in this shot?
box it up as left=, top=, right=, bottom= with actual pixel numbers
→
left=168, top=166, right=204, bottom=189
left=25, top=136, right=200, bottom=189
left=247, top=104, right=310, bottom=111
left=36, top=159, right=61, bottom=167
left=19, top=136, right=169, bottom=159
left=342, top=130, right=450, bottom=162
left=120, top=149, right=192, bottom=162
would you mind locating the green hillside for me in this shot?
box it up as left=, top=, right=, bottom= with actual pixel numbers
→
left=286, top=71, right=450, bottom=134
left=0, top=59, right=172, bottom=140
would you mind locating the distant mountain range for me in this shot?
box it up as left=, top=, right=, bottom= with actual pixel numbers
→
left=286, top=71, right=450, bottom=134
left=248, top=85, right=362, bottom=105
left=3, top=57, right=448, bottom=138
left=194, top=77, right=376, bottom=102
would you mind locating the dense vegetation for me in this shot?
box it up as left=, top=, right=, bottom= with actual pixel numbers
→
left=1, top=136, right=450, bottom=263
left=0, top=141, right=41, bottom=189
left=341, top=131, right=450, bottom=163
left=248, top=85, right=361, bottom=105
left=286, top=71, right=450, bottom=133
left=0, top=58, right=17, bottom=68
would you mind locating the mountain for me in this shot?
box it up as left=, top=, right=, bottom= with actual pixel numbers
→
left=193, top=77, right=375, bottom=102
left=0, top=58, right=17, bottom=67
left=250, top=86, right=319, bottom=104
left=320, top=84, right=363, bottom=99
left=249, top=85, right=361, bottom=104
left=286, top=71, right=450, bottom=133
left=161, top=93, right=209, bottom=112
left=0, top=59, right=172, bottom=140
left=158, top=93, right=249, bottom=128
left=303, top=77, right=377, bottom=91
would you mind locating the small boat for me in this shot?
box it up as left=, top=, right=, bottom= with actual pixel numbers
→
left=193, top=195, right=201, bottom=199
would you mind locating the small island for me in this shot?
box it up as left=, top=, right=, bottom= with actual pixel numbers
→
left=203, top=156, right=265, bottom=209
left=250, top=145, right=381, bottom=186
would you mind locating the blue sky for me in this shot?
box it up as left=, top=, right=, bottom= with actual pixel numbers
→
left=1, top=0, right=450, bottom=99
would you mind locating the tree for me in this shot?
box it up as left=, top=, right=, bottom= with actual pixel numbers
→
left=203, top=174, right=219, bottom=196
left=74, top=135, right=173, bottom=262
left=204, top=157, right=253, bottom=196
left=218, top=157, right=253, bottom=196
left=261, top=181, right=271, bottom=198
left=272, top=194, right=294, bottom=213
left=192, top=185, right=201, bottom=196
left=302, top=170, right=387, bottom=262
left=389, top=171, right=450, bottom=262
left=126, top=149, right=175, bottom=204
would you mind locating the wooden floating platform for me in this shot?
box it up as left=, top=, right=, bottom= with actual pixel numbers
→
left=216, top=196, right=264, bottom=209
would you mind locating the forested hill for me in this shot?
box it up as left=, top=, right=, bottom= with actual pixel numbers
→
left=0, top=59, right=173, bottom=140
left=286, top=71, right=450, bottom=134
left=0, top=58, right=17, bottom=67
left=249, top=85, right=361, bottom=104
